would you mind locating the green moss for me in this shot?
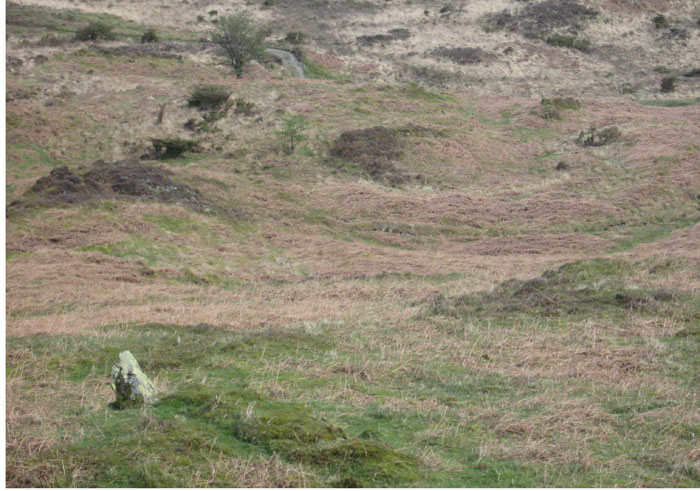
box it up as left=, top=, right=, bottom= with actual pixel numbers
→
left=233, top=408, right=345, bottom=448
left=222, top=327, right=335, bottom=355
left=289, top=439, right=420, bottom=485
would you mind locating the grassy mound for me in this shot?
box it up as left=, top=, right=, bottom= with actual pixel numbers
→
left=424, top=258, right=700, bottom=322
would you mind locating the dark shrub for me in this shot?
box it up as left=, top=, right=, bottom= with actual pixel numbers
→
left=546, top=34, right=591, bottom=52
left=660, top=76, right=676, bottom=93
left=653, top=14, right=668, bottom=29
left=233, top=97, right=255, bottom=115
left=576, top=126, right=621, bottom=147
left=184, top=118, right=198, bottom=131
left=285, top=31, right=305, bottom=44
left=665, top=28, right=688, bottom=40
left=141, top=28, right=158, bottom=43
left=208, top=9, right=218, bottom=16
left=540, top=97, right=581, bottom=119
left=429, top=46, right=490, bottom=64
left=75, top=22, right=115, bottom=41
left=357, top=28, right=411, bottom=46
left=483, top=0, right=598, bottom=39
left=187, top=85, right=231, bottom=110
left=685, top=68, right=700, bottom=77
left=387, top=28, right=411, bottom=40
left=540, top=104, right=561, bottom=120
left=150, top=137, right=199, bottom=159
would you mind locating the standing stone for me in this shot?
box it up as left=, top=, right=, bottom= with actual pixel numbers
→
left=110, top=351, right=156, bottom=408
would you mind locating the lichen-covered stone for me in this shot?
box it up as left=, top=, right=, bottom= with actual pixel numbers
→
left=110, top=351, right=156, bottom=409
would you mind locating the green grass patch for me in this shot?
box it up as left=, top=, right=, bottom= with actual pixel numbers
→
left=79, top=236, right=184, bottom=267
left=6, top=142, right=66, bottom=178
left=639, top=97, right=700, bottom=107
left=606, top=215, right=700, bottom=253
left=395, top=83, right=456, bottom=103
left=142, top=213, right=204, bottom=235
left=302, top=60, right=350, bottom=81
left=8, top=317, right=700, bottom=487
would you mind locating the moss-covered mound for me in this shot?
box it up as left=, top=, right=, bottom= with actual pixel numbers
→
left=424, top=258, right=700, bottom=321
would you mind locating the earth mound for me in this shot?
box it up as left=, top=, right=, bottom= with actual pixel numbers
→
left=14, top=160, right=203, bottom=208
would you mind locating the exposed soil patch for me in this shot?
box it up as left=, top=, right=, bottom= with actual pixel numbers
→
left=13, top=160, right=203, bottom=209
left=484, top=0, right=599, bottom=39
left=427, top=46, right=493, bottom=65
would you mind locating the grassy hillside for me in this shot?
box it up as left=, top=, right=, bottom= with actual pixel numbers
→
left=5, top=0, right=700, bottom=487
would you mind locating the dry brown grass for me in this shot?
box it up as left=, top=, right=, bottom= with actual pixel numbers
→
left=6, top=3, right=700, bottom=485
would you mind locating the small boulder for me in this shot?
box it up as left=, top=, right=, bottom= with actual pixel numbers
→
left=110, top=351, right=156, bottom=408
